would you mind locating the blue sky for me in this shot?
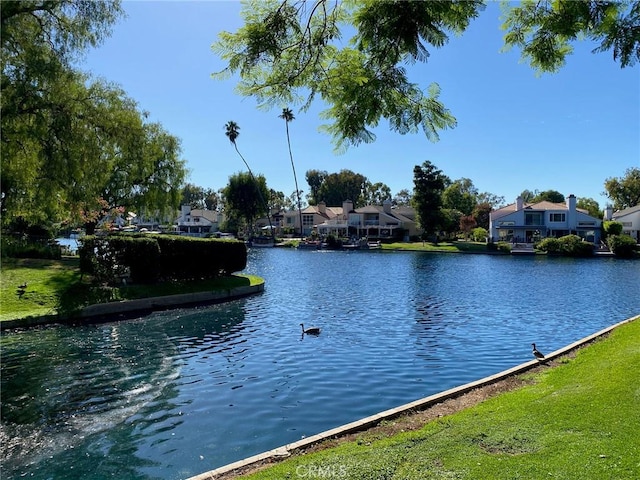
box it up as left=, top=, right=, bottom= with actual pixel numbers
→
left=82, top=0, right=639, bottom=210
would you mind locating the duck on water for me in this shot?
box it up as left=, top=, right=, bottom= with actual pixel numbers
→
left=300, top=323, right=321, bottom=335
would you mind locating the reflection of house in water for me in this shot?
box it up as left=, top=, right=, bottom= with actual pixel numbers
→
left=489, top=194, right=603, bottom=244
left=284, top=200, right=419, bottom=240
left=176, top=205, right=222, bottom=237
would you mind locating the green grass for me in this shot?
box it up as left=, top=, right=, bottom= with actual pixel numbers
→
left=0, top=257, right=83, bottom=320
left=238, top=318, right=640, bottom=479
left=0, top=257, right=262, bottom=321
left=381, top=240, right=492, bottom=253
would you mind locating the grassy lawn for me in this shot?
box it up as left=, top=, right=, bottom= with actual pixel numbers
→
left=0, top=257, right=262, bottom=321
left=381, top=240, right=492, bottom=253
left=235, top=318, right=640, bottom=479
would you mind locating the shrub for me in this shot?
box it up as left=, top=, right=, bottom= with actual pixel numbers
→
left=560, top=235, right=594, bottom=257
left=496, top=242, right=511, bottom=253
left=607, top=234, right=637, bottom=258
left=538, top=235, right=593, bottom=257
left=471, top=227, right=488, bottom=242
left=603, top=221, right=623, bottom=236
left=536, top=237, right=562, bottom=254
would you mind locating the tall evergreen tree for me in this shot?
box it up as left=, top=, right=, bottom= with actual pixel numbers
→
left=412, top=161, right=449, bottom=239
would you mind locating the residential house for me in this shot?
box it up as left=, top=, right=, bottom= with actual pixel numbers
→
left=489, top=194, right=602, bottom=244
left=604, top=204, right=640, bottom=242
left=176, top=205, right=221, bottom=237
left=283, top=201, right=344, bottom=237
left=285, top=199, right=419, bottom=240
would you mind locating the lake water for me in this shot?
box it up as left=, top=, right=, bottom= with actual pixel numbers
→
left=1, top=249, right=638, bottom=479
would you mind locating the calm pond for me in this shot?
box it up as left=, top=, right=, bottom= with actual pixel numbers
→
left=1, top=248, right=639, bottom=479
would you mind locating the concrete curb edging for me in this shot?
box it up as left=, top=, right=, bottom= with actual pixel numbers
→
left=0, top=282, right=264, bottom=330
left=188, top=314, right=639, bottom=480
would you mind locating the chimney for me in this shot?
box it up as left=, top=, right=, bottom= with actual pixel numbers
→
left=383, top=199, right=392, bottom=214
left=318, top=201, right=326, bottom=215
left=342, top=199, right=354, bottom=214
left=604, top=204, right=613, bottom=221
left=567, top=194, right=577, bottom=230
left=181, top=204, right=191, bottom=220
left=515, top=196, right=524, bottom=211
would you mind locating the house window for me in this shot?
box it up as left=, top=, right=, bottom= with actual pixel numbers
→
left=286, top=217, right=294, bottom=225
left=525, top=212, right=543, bottom=226
left=499, top=229, right=513, bottom=241
left=549, top=213, right=565, bottom=222
left=302, top=215, right=314, bottom=227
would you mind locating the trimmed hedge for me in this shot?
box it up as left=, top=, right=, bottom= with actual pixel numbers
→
left=79, top=235, right=247, bottom=284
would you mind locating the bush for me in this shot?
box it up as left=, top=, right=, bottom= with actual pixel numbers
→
left=559, top=235, right=594, bottom=257
left=496, top=242, right=511, bottom=253
left=536, top=237, right=562, bottom=254
left=607, top=234, right=637, bottom=258
left=471, top=227, right=488, bottom=242
left=537, top=235, right=593, bottom=257
left=603, top=221, right=623, bottom=236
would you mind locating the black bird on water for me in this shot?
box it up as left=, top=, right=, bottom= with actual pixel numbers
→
left=531, top=343, right=545, bottom=360
left=300, top=323, right=321, bottom=335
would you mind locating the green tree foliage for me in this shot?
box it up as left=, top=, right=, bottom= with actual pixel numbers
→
left=213, top=0, right=637, bottom=149
left=442, top=178, right=477, bottom=216
left=502, top=0, right=640, bottom=72
left=181, top=183, right=219, bottom=211
left=604, top=167, right=640, bottom=210
left=224, top=120, right=273, bottom=233
left=519, top=189, right=538, bottom=203
left=2, top=71, right=186, bottom=228
left=223, top=171, right=270, bottom=233
left=393, top=189, right=413, bottom=207
left=212, top=0, right=480, bottom=150
left=603, top=220, right=624, bottom=236
left=363, top=181, right=392, bottom=205
left=471, top=226, right=488, bottom=242
left=305, top=169, right=327, bottom=206
left=1, top=0, right=187, bottom=229
left=576, top=197, right=601, bottom=218
left=476, top=192, right=505, bottom=209
left=440, top=208, right=461, bottom=239
left=533, top=190, right=565, bottom=203
left=412, top=161, right=449, bottom=238
left=315, top=169, right=368, bottom=207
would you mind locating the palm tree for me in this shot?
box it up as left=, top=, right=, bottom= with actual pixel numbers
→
left=279, top=108, right=304, bottom=239
left=224, top=121, right=273, bottom=239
